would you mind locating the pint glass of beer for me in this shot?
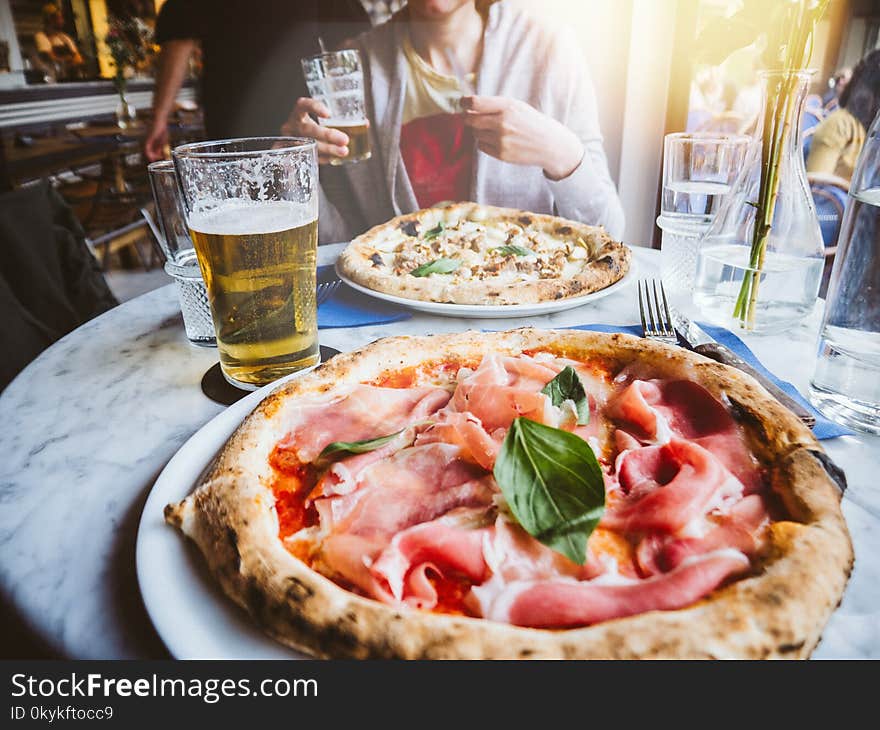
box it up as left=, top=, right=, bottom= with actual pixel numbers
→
left=172, top=137, right=319, bottom=389
left=301, top=49, right=371, bottom=165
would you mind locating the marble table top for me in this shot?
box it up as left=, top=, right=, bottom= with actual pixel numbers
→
left=1, top=245, right=877, bottom=659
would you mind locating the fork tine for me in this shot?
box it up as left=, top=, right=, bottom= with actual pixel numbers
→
left=638, top=280, right=649, bottom=334
left=645, top=280, right=658, bottom=335
left=657, top=279, right=674, bottom=336
left=651, top=279, right=667, bottom=336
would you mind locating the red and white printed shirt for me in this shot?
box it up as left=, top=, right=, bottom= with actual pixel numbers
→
left=399, top=36, right=477, bottom=208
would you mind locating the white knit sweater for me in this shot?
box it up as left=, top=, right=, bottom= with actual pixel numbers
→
left=318, top=0, right=625, bottom=243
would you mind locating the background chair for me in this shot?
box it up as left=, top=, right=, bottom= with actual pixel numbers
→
left=0, top=180, right=118, bottom=390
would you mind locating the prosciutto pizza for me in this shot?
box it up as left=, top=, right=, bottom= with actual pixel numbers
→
left=335, top=202, right=630, bottom=305
left=165, top=329, right=853, bottom=659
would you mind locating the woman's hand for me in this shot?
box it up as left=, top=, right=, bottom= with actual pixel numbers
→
left=281, top=97, right=352, bottom=165
left=461, top=96, right=585, bottom=180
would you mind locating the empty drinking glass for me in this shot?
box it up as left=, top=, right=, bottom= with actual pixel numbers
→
left=658, top=133, right=751, bottom=306
left=809, top=110, right=880, bottom=435
left=147, top=160, right=216, bottom=346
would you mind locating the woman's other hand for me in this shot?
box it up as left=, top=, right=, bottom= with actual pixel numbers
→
left=281, top=97, right=351, bottom=164
left=461, top=95, right=585, bottom=180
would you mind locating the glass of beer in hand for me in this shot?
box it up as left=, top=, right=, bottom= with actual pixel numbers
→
left=302, top=49, right=371, bottom=165
left=173, top=137, right=319, bottom=390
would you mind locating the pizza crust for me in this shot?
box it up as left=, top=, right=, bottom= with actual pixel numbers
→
left=336, top=202, right=631, bottom=305
left=165, top=329, right=853, bottom=659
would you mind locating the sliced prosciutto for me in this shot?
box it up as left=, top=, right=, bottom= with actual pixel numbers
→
left=601, top=438, right=743, bottom=535
left=370, top=508, right=492, bottom=607
left=476, top=550, right=750, bottom=628
left=607, top=379, right=761, bottom=491
left=451, top=354, right=553, bottom=432
left=635, top=494, right=770, bottom=576
left=276, top=385, right=451, bottom=463
left=415, top=411, right=500, bottom=470
left=266, top=350, right=772, bottom=632
left=315, top=444, right=495, bottom=598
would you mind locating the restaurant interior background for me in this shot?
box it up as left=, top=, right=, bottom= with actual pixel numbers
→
left=1, top=0, right=878, bottom=305
left=0, top=0, right=877, bottom=660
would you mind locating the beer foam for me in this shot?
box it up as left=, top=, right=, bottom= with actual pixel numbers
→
left=189, top=200, right=316, bottom=235
left=321, top=118, right=368, bottom=128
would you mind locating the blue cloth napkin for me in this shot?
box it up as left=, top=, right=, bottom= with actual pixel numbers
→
left=567, top=323, right=852, bottom=440
left=317, top=265, right=412, bottom=329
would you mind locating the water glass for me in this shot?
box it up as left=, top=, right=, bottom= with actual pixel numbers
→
left=147, top=160, right=216, bottom=347
left=809, top=112, right=880, bottom=434
left=173, top=137, right=319, bottom=391
left=301, top=49, right=371, bottom=165
left=659, top=133, right=751, bottom=303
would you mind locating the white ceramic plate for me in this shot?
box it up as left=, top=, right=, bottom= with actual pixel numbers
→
left=136, top=374, right=308, bottom=659
left=335, top=260, right=637, bottom=318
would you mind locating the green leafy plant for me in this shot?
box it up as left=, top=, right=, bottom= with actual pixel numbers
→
left=423, top=222, right=446, bottom=241
left=410, top=258, right=460, bottom=277
left=696, top=0, right=830, bottom=329
left=317, top=430, right=406, bottom=462
left=493, top=244, right=534, bottom=257
left=492, top=418, right=605, bottom=564
left=541, top=366, right=590, bottom=425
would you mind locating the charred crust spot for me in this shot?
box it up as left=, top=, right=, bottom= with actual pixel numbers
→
left=808, top=449, right=847, bottom=494
left=400, top=220, right=419, bottom=237
left=518, top=215, right=533, bottom=225
left=554, top=291, right=564, bottom=299
left=556, top=225, right=573, bottom=235
left=285, top=576, right=315, bottom=601
left=595, top=255, right=618, bottom=270
left=246, top=577, right=266, bottom=615
left=519, top=648, right=534, bottom=657
left=778, top=640, right=805, bottom=654
left=370, top=253, right=383, bottom=267
left=728, top=398, right=770, bottom=443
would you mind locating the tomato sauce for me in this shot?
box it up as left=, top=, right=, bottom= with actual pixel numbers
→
left=268, top=445, right=317, bottom=540
left=426, top=571, right=478, bottom=617
left=371, top=358, right=477, bottom=388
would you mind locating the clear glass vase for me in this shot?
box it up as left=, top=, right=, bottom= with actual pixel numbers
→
left=115, top=95, right=137, bottom=129
left=693, top=70, right=824, bottom=333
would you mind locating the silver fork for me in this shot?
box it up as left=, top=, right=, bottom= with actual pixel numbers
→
left=638, top=279, right=678, bottom=345
left=316, top=279, right=341, bottom=306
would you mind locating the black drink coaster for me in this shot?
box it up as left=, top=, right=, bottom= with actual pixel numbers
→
left=200, top=345, right=342, bottom=406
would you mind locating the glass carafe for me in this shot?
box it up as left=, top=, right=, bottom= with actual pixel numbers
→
left=693, top=71, right=825, bottom=333
left=809, top=107, right=880, bottom=434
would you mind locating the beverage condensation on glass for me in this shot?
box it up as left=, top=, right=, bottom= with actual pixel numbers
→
left=173, top=137, right=319, bottom=390
left=302, top=49, right=371, bottom=166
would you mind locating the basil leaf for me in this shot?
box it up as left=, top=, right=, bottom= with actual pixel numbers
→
left=493, top=417, right=605, bottom=564
left=318, top=430, right=405, bottom=461
left=541, top=366, right=590, bottom=425
left=423, top=222, right=446, bottom=241
left=410, top=258, right=460, bottom=277
left=493, top=244, right=534, bottom=257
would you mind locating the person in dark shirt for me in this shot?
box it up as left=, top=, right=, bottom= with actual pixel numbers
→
left=145, top=0, right=371, bottom=160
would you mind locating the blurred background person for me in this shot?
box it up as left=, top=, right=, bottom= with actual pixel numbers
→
left=284, top=0, right=624, bottom=243
left=822, top=67, right=852, bottom=112
left=144, top=0, right=371, bottom=161
left=807, top=50, right=880, bottom=184
left=33, top=3, right=85, bottom=82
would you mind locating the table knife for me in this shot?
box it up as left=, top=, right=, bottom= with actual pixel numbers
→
left=672, top=312, right=816, bottom=428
